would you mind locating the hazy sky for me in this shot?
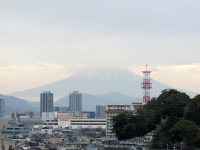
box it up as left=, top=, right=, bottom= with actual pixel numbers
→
left=1, top=0, right=200, bottom=94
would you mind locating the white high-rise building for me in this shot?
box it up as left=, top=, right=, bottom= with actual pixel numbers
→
left=69, top=91, right=82, bottom=117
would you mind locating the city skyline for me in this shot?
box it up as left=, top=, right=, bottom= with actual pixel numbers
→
left=1, top=1, right=200, bottom=94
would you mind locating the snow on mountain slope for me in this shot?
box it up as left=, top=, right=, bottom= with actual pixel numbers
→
left=75, top=68, right=141, bottom=81
left=10, top=68, right=171, bottom=101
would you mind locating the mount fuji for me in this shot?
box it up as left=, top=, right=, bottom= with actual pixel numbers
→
left=10, top=68, right=172, bottom=102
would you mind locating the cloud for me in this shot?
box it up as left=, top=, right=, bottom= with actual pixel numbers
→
left=129, top=64, right=200, bottom=94
left=1, top=0, right=200, bottom=95
left=0, top=62, right=72, bottom=94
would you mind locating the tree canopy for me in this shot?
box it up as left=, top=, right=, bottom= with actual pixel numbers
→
left=170, top=120, right=200, bottom=147
left=112, top=89, right=200, bottom=149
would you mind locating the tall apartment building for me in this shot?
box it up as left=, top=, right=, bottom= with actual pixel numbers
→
left=106, top=105, right=131, bottom=138
left=96, top=105, right=106, bottom=119
left=40, top=91, right=53, bottom=117
left=0, top=99, right=5, bottom=118
left=69, top=91, right=82, bottom=117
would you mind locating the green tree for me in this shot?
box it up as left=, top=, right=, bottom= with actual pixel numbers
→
left=112, top=109, right=159, bottom=140
left=112, top=89, right=200, bottom=149
left=185, top=94, right=200, bottom=125
left=112, top=112, right=135, bottom=140
left=155, top=89, right=190, bottom=118
left=151, top=116, right=180, bottom=149
left=170, top=120, right=200, bottom=147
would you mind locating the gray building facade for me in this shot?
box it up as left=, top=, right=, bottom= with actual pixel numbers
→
left=69, top=91, right=82, bottom=116
left=0, top=99, right=5, bottom=118
left=40, top=91, right=53, bottom=117
left=96, top=105, right=106, bottom=119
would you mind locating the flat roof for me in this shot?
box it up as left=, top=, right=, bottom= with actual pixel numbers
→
left=107, top=105, right=130, bottom=107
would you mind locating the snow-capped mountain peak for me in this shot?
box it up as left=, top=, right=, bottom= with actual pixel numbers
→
left=74, top=68, right=141, bottom=81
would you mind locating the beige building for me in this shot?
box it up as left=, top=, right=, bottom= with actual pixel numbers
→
left=58, top=112, right=73, bottom=127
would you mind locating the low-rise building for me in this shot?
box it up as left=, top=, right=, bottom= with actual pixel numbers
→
left=43, top=120, right=58, bottom=125
left=58, top=112, right=74, bottom=127
left=82, top=111, right=95, bottom=119
left=1, top=125, right=29, bottom=139
left=32, top=125, right=60, bottom=134
left=58, top=118, right=106, bottom=129
left=42, top=112, right=56, bottom=121
left=57, top=112, right=106, bottom=129
left=69, top=119, right=106, bottom=129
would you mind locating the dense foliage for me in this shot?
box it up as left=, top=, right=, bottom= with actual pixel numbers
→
left=112, top=89, right=200, bottom=148
left=112, top=110, right=159, bottom=140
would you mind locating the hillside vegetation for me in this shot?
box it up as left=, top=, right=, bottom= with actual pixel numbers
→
left=112, top=89, right=200, bottom=149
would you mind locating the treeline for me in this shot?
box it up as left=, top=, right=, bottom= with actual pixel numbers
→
left=112, top=89, right=200, bottom=149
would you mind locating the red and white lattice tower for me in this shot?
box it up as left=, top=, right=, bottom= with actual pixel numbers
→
left=142, top=64, right=152, bottom=104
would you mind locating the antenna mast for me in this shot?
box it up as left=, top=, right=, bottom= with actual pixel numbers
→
left=142, top=64, right=152, bottom=104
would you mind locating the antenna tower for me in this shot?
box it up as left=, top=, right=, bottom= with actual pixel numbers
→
left=142, top=64, right=152, bottom=104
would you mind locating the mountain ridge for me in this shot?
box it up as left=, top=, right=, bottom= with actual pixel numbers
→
left=0, top=94, right=40, bottom=115
left=54, top=91, right=141, bottom=111
left=9, top=68, right=173, bottom=101
left=0, top=91, right=141, bottom=114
